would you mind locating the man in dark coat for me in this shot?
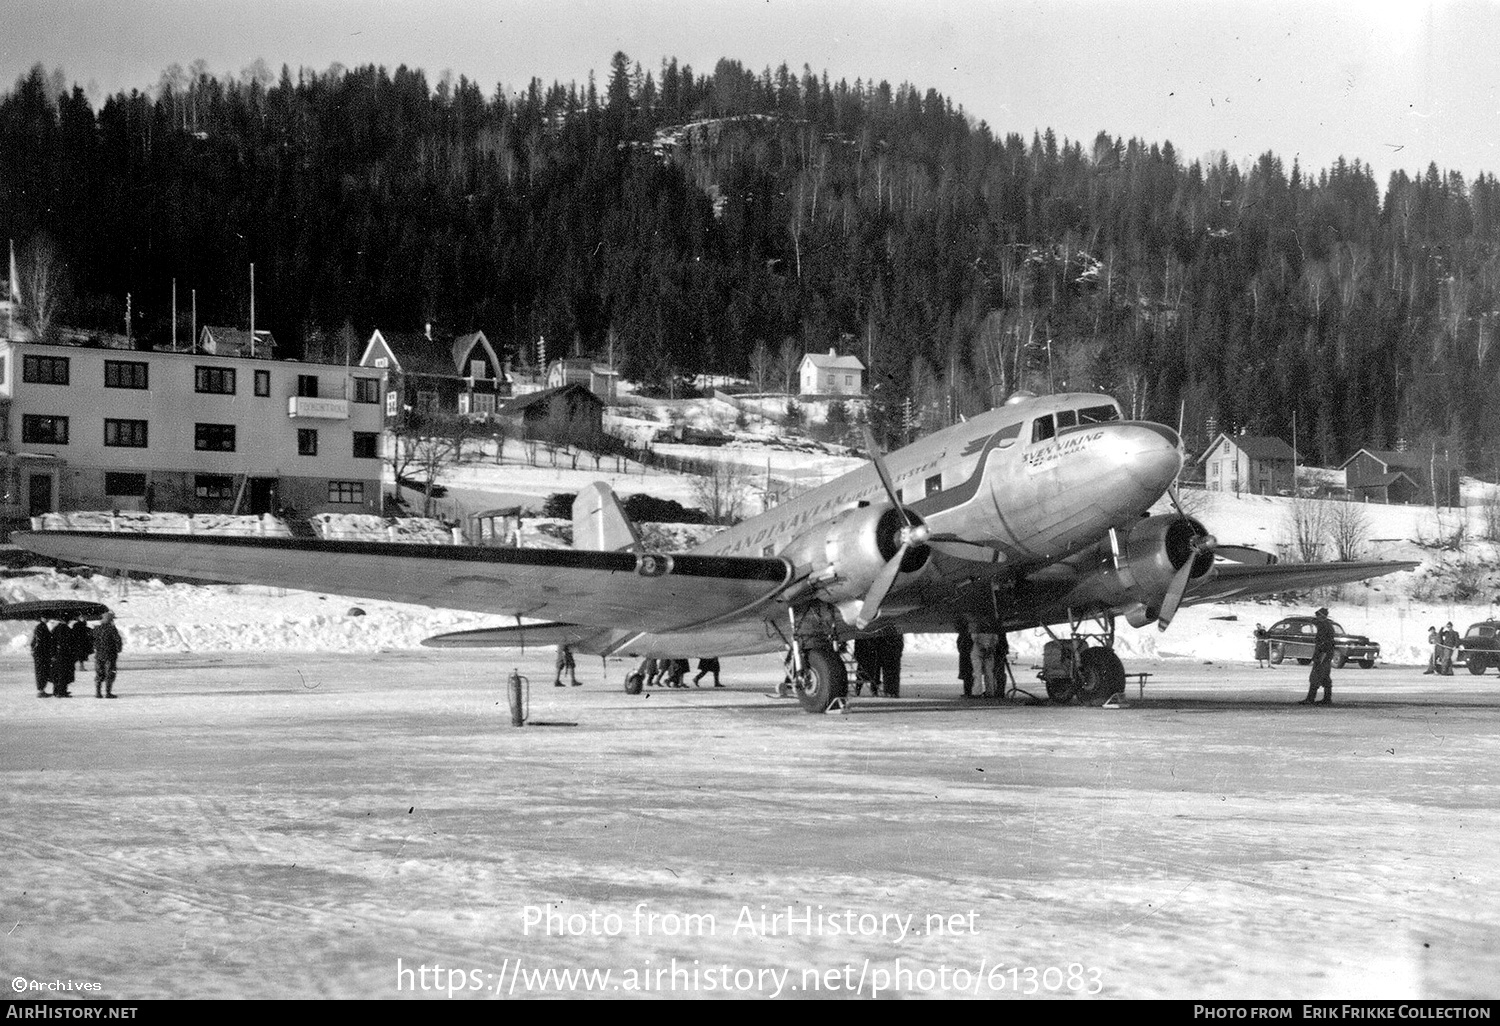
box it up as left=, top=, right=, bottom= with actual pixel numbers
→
left=92, top=611, right=124, bottom=699
left=1300, top=607, right=1336, bottom=705
left=71, top=615, right=94, bottom=670
left=956, top=621, right=974, bottom=697
left=853, top=637, right=880, bottom=696
left=877, top=628, right=905, bottom=698
left=49, top=619, right=76, bottom=698
left=30, top=618, right=52, bottom=697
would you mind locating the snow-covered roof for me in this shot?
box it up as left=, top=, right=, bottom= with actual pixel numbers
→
left=800, top=350, right=864, bottom=372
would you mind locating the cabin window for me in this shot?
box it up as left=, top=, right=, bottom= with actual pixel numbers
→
left=1031, top=415, right=1056, bottom=443
left=1078, top=405, right=1119, bottom=424
left=925, top=474, right=942, bottom=497
left=1055, top=409, right=1077, bottom=429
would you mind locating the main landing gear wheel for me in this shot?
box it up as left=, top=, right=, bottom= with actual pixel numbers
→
left=624, top=672, right=644, bottom=695
left=1075, top=647, right=1127, bottom=706
left=797, top=646, right=848, bottom=714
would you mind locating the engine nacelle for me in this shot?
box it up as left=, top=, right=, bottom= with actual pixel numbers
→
left=1054, top=514, right=1216, bottom=628
left=780, top=503, right=931, bottom=610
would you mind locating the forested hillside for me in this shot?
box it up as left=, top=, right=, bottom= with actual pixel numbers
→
left=3, top=54, right=1499, bottom=467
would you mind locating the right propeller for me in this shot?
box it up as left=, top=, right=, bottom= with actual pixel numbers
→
left=1156, top=518, right=1216, bottom=630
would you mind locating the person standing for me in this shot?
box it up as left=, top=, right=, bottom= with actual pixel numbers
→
left=956, top=620, right=975, bottom=698
left=49, top=619, right=76, bottom=698
left=30, top=617, right=52, bottom=698
left=971, top=628, right=1000, bottom=698
left=552, top=644, right=578, bottom=687
left=853, top=637, right=879, bottom=696
left=1254, top=624, right=1270, bottom=668
left=877, top=628, right=904, bottom=697
left=1424, top=626, right=1440, bottom=674
left=997, top=631, right=1011, bottom=698
left=1300, top=607, right=1335, bottom=705
left=93, top=611, right=124, bottom=699
left=692, top=657, right=722, bottom=688
left=71, top=614, right=94, bottom=671
left=1439, top=622, right=1459, bottom=676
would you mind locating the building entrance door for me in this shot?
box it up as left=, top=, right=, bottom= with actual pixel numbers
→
left=27, top=473, right=52, bottom=517
left=248, top=477, right=278, bottom=515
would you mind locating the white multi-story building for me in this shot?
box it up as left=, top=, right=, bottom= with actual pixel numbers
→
left=0, top=339, right=387, bottom=521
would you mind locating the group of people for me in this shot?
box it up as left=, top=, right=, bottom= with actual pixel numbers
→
left=956, top=619, right=1010, bottom=698
left=1424, top=622, right=1460, bottom=675
left=31, top=611, right=124, bottom=699
left=852, top=630, right=903, bottom=697
left=631, top=656, right=723, bottom=689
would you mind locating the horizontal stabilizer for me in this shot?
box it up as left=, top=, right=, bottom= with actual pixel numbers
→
left=0, top=599, right=113, bottom=621
left=422, top=623, right=600, bottom=649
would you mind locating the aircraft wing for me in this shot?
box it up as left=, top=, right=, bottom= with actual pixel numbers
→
left=11, top=531, right=793, bottom=634
left=1182, top=558, right=1419, bottom=605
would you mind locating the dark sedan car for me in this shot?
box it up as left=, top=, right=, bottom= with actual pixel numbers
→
left=1453, top=621, right=1500, bottom=675
left=1265, top=615, right=1381, bottom=669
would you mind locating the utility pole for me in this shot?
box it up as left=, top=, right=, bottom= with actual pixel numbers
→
left=172, top=278, right=177, bottom=351
left=249, top=262, right=256, bottom=356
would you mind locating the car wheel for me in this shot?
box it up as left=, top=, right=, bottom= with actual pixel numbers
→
left=1269, top=643, right=1285, bottom=665
left=1334, top=652, right=1348, bottom=670
left=624, top=672, right=644, bottom=695
left=1297, top=658, right=1310, bottom=666
left=1358, top=659, right=1375, bottom=669
left=1468, top=659, right=1488, bottom=676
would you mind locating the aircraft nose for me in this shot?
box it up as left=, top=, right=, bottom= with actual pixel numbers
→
left=1097, top=421, right=1183, bottom=498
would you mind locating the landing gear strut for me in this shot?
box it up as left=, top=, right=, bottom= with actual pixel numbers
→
left=775, top=604, right=849, bottom=714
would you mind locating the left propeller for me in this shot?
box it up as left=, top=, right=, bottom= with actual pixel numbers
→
left=856, top=428, right=930, bottom=629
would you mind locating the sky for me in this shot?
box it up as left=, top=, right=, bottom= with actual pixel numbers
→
left=2, top=0, right=1498, bottom=186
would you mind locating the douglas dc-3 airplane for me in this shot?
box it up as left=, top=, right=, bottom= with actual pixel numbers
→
left=14, top=391, right=1414, bottom=712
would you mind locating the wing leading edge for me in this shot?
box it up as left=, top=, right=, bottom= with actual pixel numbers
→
left=11, top=531, right=793, bottom=635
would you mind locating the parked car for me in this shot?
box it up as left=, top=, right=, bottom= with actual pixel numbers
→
left=1265, top=615, right=1381, bottom=669
left=1453, top=620, right=1500, bottom=675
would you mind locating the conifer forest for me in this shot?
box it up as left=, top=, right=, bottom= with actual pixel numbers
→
left=3, top=54, right=1500, bottom=467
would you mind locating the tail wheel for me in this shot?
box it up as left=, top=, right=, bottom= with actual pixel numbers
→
left=624, top=672, right=644, bottom=695
left=1269, top=643, right=1285, bottom=665
left=1076, top=647, right=1127, bottom=706
left=797, top=646, right=848, bottom=714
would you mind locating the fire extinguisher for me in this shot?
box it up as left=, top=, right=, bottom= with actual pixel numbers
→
left=507, top=668, right=529, bottom=726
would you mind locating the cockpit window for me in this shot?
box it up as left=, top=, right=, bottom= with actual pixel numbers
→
left=1055, top=409, right=1077, bottom=428
left=1031, top=415, right=1055, bottom=443
left=1078, top=404, right=1120, bottom=424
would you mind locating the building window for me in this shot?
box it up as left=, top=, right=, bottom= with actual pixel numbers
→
left=105, top=472, right=148, bottom=497
left=471, top=359, right=486, bottom=379
left=104, top=418, right=148, bottom=448
left=329, top=481, right=364, bottom=504
left=254, top=369, right=270, bottom=396
left=373, top=357, right=389, bottom=369
left=386, top=390, right=398, bottom=417
left=353, top=377, right=380, bottom=403
left=195, top=366, right=236, bottom=394
left=457, top=393, right=471, bottom=415
left=195, top=474, right=234, bottom=500
left=21, top=415, right=68, bottom=444
left=352, top=432, right=380, bottom=459
left=297, top=428, right=318, bottom=456
left=194, top=423, right=236, bottom=451
left=472, top=393, right=496, bottom=414
left=925, top=474, right=942, bottom=497
left=297, top=374, right=319, bottom=398
left=22, top=355, right=69, bottom=385
left=104, top=360, right=148, bottom=389
left=416, top=390, right=438, bottom=412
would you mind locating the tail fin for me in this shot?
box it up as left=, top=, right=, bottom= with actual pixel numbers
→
left=572, top=482, right=642, bottom=552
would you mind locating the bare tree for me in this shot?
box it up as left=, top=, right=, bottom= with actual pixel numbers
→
left=777, top=336, right=801, bottom=394
left=1282, top=496, right=1331, bottom=562
left=17, top=234, right=69, bottom=342
left=387, top=412, right=470, bottom=517
left=748, top=340, right=773, bottom=393
left=1327, top=498, right=1371, bottom=561
left=691, top=460, right=751, bottom=525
